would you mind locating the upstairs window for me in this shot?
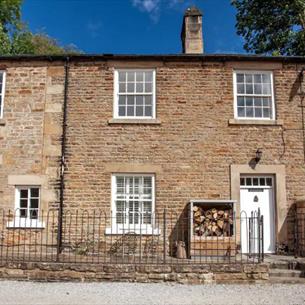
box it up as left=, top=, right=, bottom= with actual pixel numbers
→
left=114, top=70, right=156, bottom=119
left=0, top=71, right=6, bottom=118
left=234, top=71, right=275, bottom=120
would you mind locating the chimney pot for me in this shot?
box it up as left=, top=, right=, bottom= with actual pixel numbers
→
left=181, top=6, right=204, bottom=54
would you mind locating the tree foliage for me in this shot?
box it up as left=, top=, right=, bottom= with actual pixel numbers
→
left=232, top=0, right=305, bottom=56
left=0, top=0, right=81, bottom=55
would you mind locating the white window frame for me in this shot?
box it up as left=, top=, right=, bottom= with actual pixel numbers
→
left=7, top=186, right=44, bottom=228
left=233, top=70, right=275, bottom=120
left=113, top=69, right=156, bottom=119
left=106, top=174, right=159, bottom=235
left=0, top=71, right=6, bottom=119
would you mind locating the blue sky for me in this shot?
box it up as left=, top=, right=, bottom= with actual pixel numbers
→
left=22, top=0, right=246, bottom=54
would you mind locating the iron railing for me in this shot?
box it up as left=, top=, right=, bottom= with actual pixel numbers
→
left=294, top=212, right=305, bottom=257
left=0, top=209, right=264, bottom=265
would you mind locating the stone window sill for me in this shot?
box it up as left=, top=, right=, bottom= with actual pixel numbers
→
left=0, top=119, right=6, bottom=126
left=7, top=219, right=45, bottom=229
left=108, top=118, right=161, bottom=125
left=228, top=119, right=283, bottom=126
left=105, top=227, right=161, bottom=235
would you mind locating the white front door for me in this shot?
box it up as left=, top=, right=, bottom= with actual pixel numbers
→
left=240, top=176, right=275, bottom=254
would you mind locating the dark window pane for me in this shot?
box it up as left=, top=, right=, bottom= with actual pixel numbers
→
left=119, top=83, right=126, bottom=92
left=237, top=97, right=244, bottom=107
left=245, top=74, right=253, bottom=83
left=266, top=178, right=272, bottom=186
left=236, top=74, right=244, bottom=83
left=237, top=107, right=245, bottom=117
left=31, top=188, right=39, bottom=198
left=144, top=95, right=152, bottom=106
left=253, top=178, right=259, bottom=186
left=136, top=83, right=143, bottom=92
left=255, top=108, right=262, bottom=118
left=254, top=74, right=262, bottom=83
left=260, top=178, right=265, bottom=186
left=20, top=189, right=28, bottom=199
left=144, top=72, right=153, bottom=82
left=20, top=199, right=28, bottom=208
left=144, top=106, right=152, bottom=117
left=20, top=209, right=27, bottom=218
left=127, top=106, right=134, bottom=116
left=262, top=74, right=271, bottom=83
left=145, top=82, right=152, bottom=92
left=118, top=95, right=126, bottom=106
left=246, top=178, right=252, bottom=186
left=119, top=106, right=126, bottom=116
left=263, top=108, right=270, bottom=118
left=237, top=84, right=244, bottom=94
left=254, top=97, right=262, bottom=107
left=246, top=97, right=253, bottom=106
left=136, top=106, right=143, bottom=116
left=246, top=108, right=254, bottom=117
left=136, top=72, right=144, bottom=82
left=254, top=84, right=262, bottom=94
left=240, top=178, right=245, bottom=185
left=127, top=72, right=135, bottom=82
left=246, top=84, right=253, bottom=94
left=127, top=83, right=134, bottom=93
left=262, top=97, right=270, bottom=106
left=127, top=95, right=134, bottom=105
left=136, top=95, right=144, bottom=105
left=30, top=210, right=38, bottom=220
left=118, top=72, right=126, bottom=82
left=30, top=198, right=39, bottom=209
left=262, top=83, right=271, bottom=94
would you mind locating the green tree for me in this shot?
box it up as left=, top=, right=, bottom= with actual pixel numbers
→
left=0, top=0, right=81, bottom=55
left=232, top=0, right=305, bottom=56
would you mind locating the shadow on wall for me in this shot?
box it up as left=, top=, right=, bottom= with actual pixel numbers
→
left=168, top=205, right=189, bottom=259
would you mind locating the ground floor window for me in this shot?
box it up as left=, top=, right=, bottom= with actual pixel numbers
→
left=16, top=186, right=40, bottom=219
left=111, top=174, right=155, bottom=231
left=7, top=186, right=43, bottom=228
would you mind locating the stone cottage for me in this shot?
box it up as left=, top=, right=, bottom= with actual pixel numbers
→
left=0, top=7, right=304, bottom=258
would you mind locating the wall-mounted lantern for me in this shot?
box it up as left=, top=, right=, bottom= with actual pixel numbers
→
left=255, top=149, right=263, bottom=163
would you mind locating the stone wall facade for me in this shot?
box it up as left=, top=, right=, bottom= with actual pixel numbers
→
left=0, top=56, right=304, bottom=253
left=0, top=61, right=64, bottom=212
left=64, top=59, right=305, bottom=249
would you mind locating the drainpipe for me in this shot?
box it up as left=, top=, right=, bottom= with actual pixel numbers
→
left=57, top=56, right=70, bottom=259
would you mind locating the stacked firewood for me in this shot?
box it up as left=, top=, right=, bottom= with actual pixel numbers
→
left=193, top=205, right=233, bottom=237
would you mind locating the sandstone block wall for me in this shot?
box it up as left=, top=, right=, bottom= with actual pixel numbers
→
left=0, top=61, right=64, bottom=211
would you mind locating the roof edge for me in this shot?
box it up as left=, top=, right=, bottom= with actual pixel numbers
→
left=0, top=53, right=305, bottom=63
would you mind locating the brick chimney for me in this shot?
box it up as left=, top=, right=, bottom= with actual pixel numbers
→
left=181, top=6, right=203, bottom=54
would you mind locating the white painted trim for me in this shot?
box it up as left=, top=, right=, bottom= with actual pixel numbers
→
left=113, top=69, right=156, bottom=120
left=7, top=218, right=45, bottom=229
left=0, top=71, right=6, bottom=119
left=190, top=199, right=236, bottom=204
left=233, top=70, right=275, bottom=121
left=105, top=227, right=160, bottom=235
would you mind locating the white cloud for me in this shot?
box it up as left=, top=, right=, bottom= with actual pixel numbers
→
left=131, top=0, right=195, bottom=22
left=132, top=0, right=160, bottom=13
left=132, top=0, right=161, bottom=22
left=87, top=21, right=102, bottom=38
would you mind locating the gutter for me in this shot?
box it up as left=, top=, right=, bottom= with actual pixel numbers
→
left=57, top=56, right=70, bottom=258
left=0, top=53, right=305, bottom=63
